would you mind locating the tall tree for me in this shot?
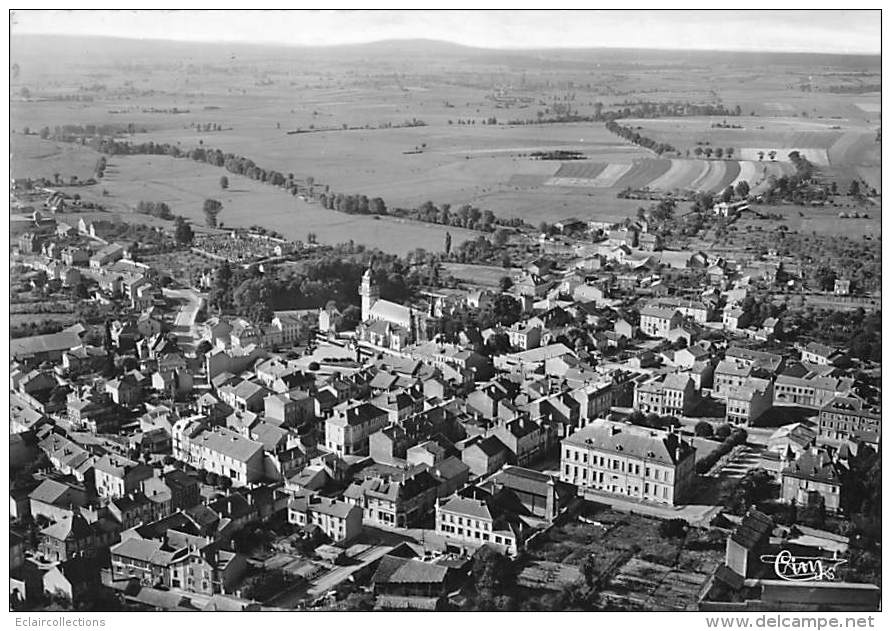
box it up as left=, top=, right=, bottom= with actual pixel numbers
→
left=174, top=216, right=194, bottom=245
left=444, top=231, right=452, bottom=255
left=203, top=198, right=223, bottom=228
left=219, top=175, right=229, bottom=190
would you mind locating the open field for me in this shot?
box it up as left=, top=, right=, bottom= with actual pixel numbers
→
left=738, top=203, right=880, bottom=238
left=56, top=153, right=482, bottom=255
left=11, top=133, right=106, bottom=182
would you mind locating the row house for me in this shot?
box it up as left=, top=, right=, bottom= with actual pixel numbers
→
left=39, top=510, right=120, bottom=563
left=649, top=298, right=712, bottom=324
left=110, top=535, right=247, bottom=596
left=774, top=373, right=853, bottom=410
left=434, top=487, right=524, bottom=556
left=172, top=420, right=265, bottom=486
left=633, top=373, right=697, bottom=417
left=343, top=469, right=440, bottom=528
left=287, top=493, right=363, bottom=543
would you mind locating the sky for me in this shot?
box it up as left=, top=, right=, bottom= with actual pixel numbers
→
left=10, top=9, right=882, bottom=55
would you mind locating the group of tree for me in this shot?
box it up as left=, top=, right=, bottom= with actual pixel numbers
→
left=207, top=248, right=426, bottom=326
left=693, top=146, right=735, bottom=160
left=135, top=200, right=173, bottom=220
left=605, top=120, right=676, bottom=155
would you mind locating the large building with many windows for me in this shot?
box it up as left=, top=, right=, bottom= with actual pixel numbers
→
left=818, top=395, right=881, bottom=446
left=560, top=419, right=696, bottom=505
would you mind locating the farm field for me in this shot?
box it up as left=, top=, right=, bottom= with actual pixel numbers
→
left=9, top=35, right=881, bottom=255
left=739, top=203, right=880, bottom=238
left=11, top=134, right=106, bottom=182
left=68, top=153, right=481, bottom=255
left=548, top=157, right=759, bottom=194
left=441, top=263, right=521, bottom=288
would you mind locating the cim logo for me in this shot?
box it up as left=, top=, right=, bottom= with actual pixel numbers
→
left=760, top=550, right=847, bottom=582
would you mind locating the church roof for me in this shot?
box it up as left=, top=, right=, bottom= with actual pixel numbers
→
left=369, top=299, right=411, bottom=326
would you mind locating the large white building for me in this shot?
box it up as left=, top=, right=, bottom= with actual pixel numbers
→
left=561, top=419, right=696, bottom=506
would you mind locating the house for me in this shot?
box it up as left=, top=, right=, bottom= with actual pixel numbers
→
left=94, top=455, right=154, bottom=499
left=725, top=510, right=774, bottom=578
left=324, top=401, right=389, bottom=456
left=722, top=305, right=748, bottom=331
left=29, top=479, right=89, bottom=523
left=461, top=435, right=509, bottom=478
left=767, top=423, right=817, bottom=458
left=11, top=330, right=82, bottom=364
left=781, top=448, right=844, bottom=513
left=371, top=554, right=451, bottom=610
left=42, top=559, right=100, bottom=603
left=833, top=279, right=851, bottom=296
left=110, top=535, right=247, bottom=595
left=217, top=380, right=268, bottom=413
left=633, top=374, right=697, bottom=417
left=560, top=419, right=697, bottom=506
left=773, top=372, right=853, bottom=409
left=343, top=469, right=440, bottom=528
left=712, top=359, right=754, bottom=399
left=672, top=344, right=710, bottom=369
left=89, top=242, right=125, bottom=269
left=614, top=318, right=637, bottom=340
left=800, top=342, right=846, bottom=367
left=639, top=306, right=682, bottom=339
left=713, top=200, right=749, bottom=217
left=478, top=466, right=572, bottom=523
left=607, top=226, right=638, bottom=248
left=726, top=378, right=773, bottom=426
left=506, top=322, right=542, bottom=351
left=434, top=486, right=524, bottom=556
left=39, top=510, right=119, bottom=563
left=62, top=246, right=90, bottom=266
left=263, top=389, right=313, bottom=425
left=287, top=493, right=363, bottom=543
left=638, top=232, right=661, bottom=251
left=491, top=417, right=551, bottom=467
left=572, top=283, right=608, bottom=305
left=105, top=373, right=142, bottom=406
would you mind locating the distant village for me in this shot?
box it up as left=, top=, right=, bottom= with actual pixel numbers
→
left=8, top=182, right=881, bottom=612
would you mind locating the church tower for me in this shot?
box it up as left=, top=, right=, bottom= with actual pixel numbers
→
left=359, top=268, right=379, bottom=321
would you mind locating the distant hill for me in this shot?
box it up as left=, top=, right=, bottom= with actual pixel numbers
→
left=10, top=33, right=880, bottom=70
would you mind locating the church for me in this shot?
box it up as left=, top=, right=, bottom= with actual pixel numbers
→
left=356, top=268, right=429, bottom=351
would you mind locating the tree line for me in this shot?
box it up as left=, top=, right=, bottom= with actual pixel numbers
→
left=605, top=120, right=677, bottom=155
